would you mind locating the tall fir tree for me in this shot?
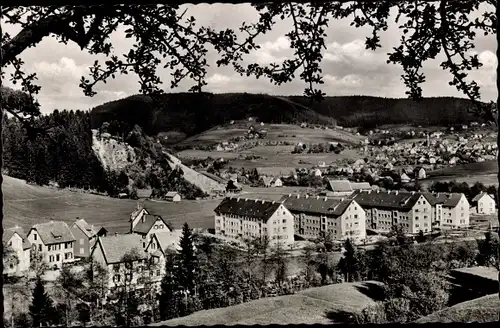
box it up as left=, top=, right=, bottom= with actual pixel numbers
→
left=159, top=251, right=180, bottom=320
left=177, top=223, right=197, bottom=294
left=29, top=277, right=56, bottom=327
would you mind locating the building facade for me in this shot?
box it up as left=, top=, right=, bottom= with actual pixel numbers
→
left=214, top=197, right=295, bottom=248
left=71, top=218, right=100, bottom=258
left=280, top=194, right=366, bottom=243
left=130, top=205, right=173, bottom=248
left=27, top=221, right=76, bottom=268
left=3, top=227, right=31, bottom=276
left=350, top=190, right=434, bottom=234
left=472, top=192, right=496, bottom=215
left=432, top=193, right=470, bottom=229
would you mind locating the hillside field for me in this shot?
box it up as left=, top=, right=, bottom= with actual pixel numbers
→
left=151, top=281, right=383, bottom=326
left=421, top=160, right=498, bottom=188
left=2, top=176, right=311, bottom=233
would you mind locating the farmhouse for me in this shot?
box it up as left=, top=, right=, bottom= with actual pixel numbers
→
left=145, top=230, right=183, bottom=255
left=70, top=218, right=102, bottom=258
left=350, top=190, right=434, bottom=234
left=400, top=173, right=411, bottom=183
left=27, top=220, right=76, bottom=268
left=471, top=192, right=496, bottom=215
left=165, top=191, right=181, bottom=202
left=280, top=194, right=366, bottom=243
left=91, top=234, right=163, bottom=291
left=130, top=205, right=173, bottom=248
left=214, top=197, right=295, bottom=248
left=428, top=193, right=470, bottom=229
left=413, top=167, right=427, bottom=179
left=3, top=226, right=31, bottom=276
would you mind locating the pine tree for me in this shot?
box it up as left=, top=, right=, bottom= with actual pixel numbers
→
left=159, top=251, right=180, bottom=320
left=29, top=277, right=56, bottom=327
left=338, top=238, right=361, bottom=283
left=177, top=223, right=198, bottom=296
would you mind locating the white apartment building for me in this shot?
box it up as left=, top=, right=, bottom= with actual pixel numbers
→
left=214, top=197, right=295, bottom=248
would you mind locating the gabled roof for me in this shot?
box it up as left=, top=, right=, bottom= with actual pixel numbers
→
left=3, top=227, right=31, bottom=250
left=260, top=176, right=273, bottom=186
left=95, top=234, right=148, bottom=264
left=327, top=180, right=353, bottom=193
left=472, top=192, right=491, bottom=203
left=72, top=218, right=99, bottom=238
left=280, top=194, right=352, bottom=216
left=350, top=182, right=371, bottom=190
left=350, top=190, right=432, bottom=211
left=400, top=173, right=411, bottom=180
left=30, top=221, right=76, bottom=245
left=132, top=214, right=172, bottom=235
left=165, top=192, right=180, bottom=198
left=427, top=193, right=465, bottom=208
left=214, top=197, right=282, bottom=221
left=148, top=230, right=183, bottom=254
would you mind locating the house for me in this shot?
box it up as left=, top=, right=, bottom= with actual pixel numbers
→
left=400, top=173, right=411, bottom=183
left=350, top=190, right=435, bottom=234
left=280, top=194, right=366, bottom=243
left=326, top=180, right=353, bottom=196
left=91, top=234, right=163, bottom=291
left=3, top=226, right=31, bottom=276
left=27, top=220, right=76, bottom=268
left=471, top=192, right=496, bottom=215
left=310, top=168, right=322, bottom=177
left=423, top=193, right=470, bottom=229
left=136, top=189, right=153, bottom=199
left=145, top=230, right=183, bottom=255
left=385, top=163, right=394, bottom=171
left=214, top=197, right=295, bottom=248
left=165, top=192, right=181, bottom=202
left=350, top=182, right=372, bottom=192
left=259, top=176, right=283, bottom=188
left=70, top=218, right=100, bottom=259
left=130, top=205, right=173, bottom=247
left=414, top=167, right=427, bottom=180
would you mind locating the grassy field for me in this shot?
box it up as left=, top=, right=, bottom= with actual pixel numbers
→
left=451, top=266, right=499, bottom=283
left=2, top=175, right=222, bottom=233
left=178, top=122, right=365, bottom=147
left=416, top=294, right=500, bottom=323
left=151, top=281, right=382, bottom=326
left=427, top=160, right=498, bottom=178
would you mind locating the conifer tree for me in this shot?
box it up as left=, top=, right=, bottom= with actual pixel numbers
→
left=177, top=223, right=197, bottom=294
left=159, top=251, right=179, bottom=321
left=29, top=277, right=56, bottom=327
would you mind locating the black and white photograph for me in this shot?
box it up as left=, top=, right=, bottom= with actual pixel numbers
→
left=1, top=1, right=499, bottom=326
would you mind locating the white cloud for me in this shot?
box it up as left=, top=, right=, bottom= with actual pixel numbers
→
left=33, top=57, right=85, bottom=80
left=324, top=74, right=363, bottom=87
left=207, top=73, right=232, bottom=85
left=478, top=50, right=497, bottom=68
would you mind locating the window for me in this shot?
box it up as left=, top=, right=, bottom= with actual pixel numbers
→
left=49, top=255, right=54, bottom=262
left=125, top=273, right=133, bottom=282
left=113, top=274, right=121, bottom=283
left=156, top=270, right=160, bottom=276
left=34, top=234, right=37, bottom=241
left=38, top=245, right=42, bottom=252
left=8, top=241, right=12, bottom=246
left=80, top=239, right=84, bottom=245
left=282, top=219, right=286, bottom=224
left=283, top=211, right=286, bottom=215
left=113, top=264, right=120, bottom=271
left=56, top=254, right=60, bottom=261
left=80, top=247, right=84, bottom=254
left=125, top=262, right=132, bottom=269
left=48, top=245, right=52, bottom=251
left=159, top=225, right=164, bottom=229
left=354, top=215, right=358, bottom=219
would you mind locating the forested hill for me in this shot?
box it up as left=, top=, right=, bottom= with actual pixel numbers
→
left=90, top=93, right=482, bottom=137
left=90, top=92, right=336, bottom=137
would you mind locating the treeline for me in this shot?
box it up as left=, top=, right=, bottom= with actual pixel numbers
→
left=429, top=181, right=498, bottom=204
left=2, top=111, right=109, bottom=191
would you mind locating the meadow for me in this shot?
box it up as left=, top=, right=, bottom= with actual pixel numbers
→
left=3, top=176, right=311, bottom=233
left=421, top=160, right=498, bottom=188
left=151, top=281, right=382, bottom=326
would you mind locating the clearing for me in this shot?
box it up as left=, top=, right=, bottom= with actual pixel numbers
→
left=421, top=160, right=498, bottom=188
left=150, top=281, right=383, bottom=326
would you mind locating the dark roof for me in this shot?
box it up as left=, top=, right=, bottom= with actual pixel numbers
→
left=72, top=218, right=99, bottom=238
left=280, top=194, right=352, bottom=216
left=30, top=221, right=76, bottom=245
left=428, top=193, right=465, bottom=208
left=327, top=180, right=353, bottom=192
left=214, top=197, right=282, bottom=221
left=95, top=234, right=148, bottom=264
left=132, top=214, right=172, bottom=235
left=350, top=190, right=434, bottom=211
left=472, top=192, right=491, bottom=203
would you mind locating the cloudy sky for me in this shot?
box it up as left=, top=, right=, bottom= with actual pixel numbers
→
left=2, top=3, right=497, bottom=113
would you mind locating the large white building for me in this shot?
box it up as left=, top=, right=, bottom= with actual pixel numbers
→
left=214, top=197, right=295, bottom=248
left=350, top=190, right=435, bottom=234
left=3, top=226, right=31, bottom=276
left=429, top=193, right=470, bottom=228
left=27, top=221, right=76, bottom=268
left=280, top=194, right=366, bottom=243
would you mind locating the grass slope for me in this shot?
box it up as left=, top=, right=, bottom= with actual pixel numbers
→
left=2, top=175, right=221, bottom=233
left=416, top=294, right=500, bottom=323
left=150, top=281, right=382, bottom=326
left=421, top=160, right=499, bottom=188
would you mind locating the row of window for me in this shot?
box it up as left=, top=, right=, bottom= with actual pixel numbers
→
left=48, top=242, right=72, bottom=251
left=48, top=252, right=73, bottom=262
